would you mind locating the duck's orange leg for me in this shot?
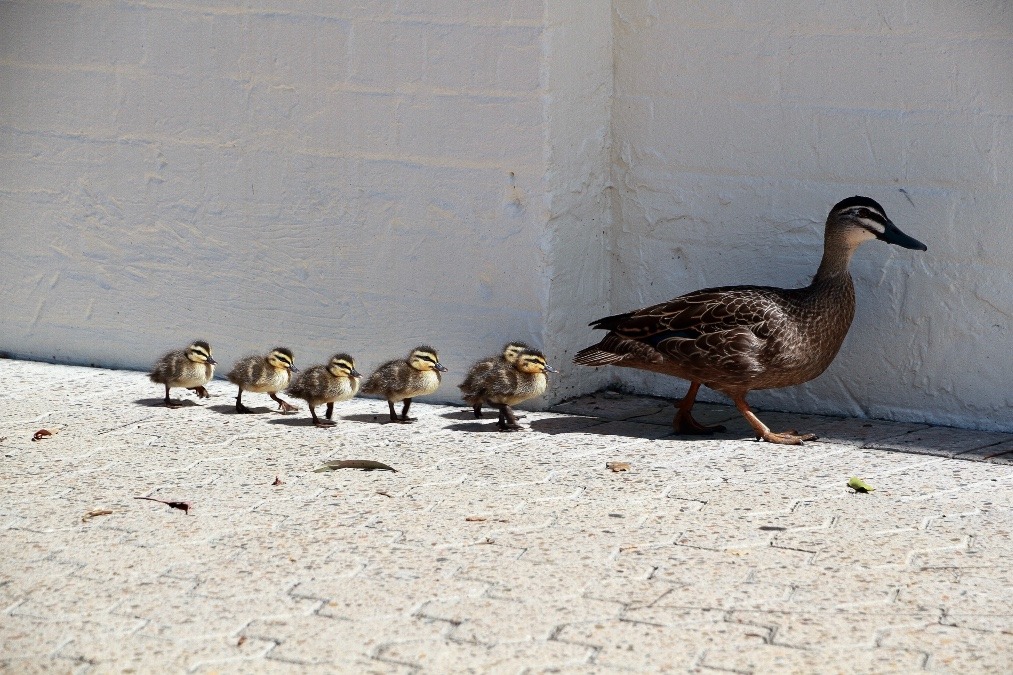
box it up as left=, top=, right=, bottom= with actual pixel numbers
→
left=732, top=394, right=817, bottom=445
left=673, top=381, right=726, bottom=435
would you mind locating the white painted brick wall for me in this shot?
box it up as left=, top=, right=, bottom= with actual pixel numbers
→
left=2, top=1, right=1010, bottom=429
left=611, top=0, right=1013, bottom=431
left=0, top=0, right=610, bottom=406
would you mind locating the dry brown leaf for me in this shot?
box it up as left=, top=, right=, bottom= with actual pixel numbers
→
left=315, top=459, right=397, bottom=472
left=465, top=516, right=487, bottom=522
left=606, top=461, right=631, bottom=472
left=82, top=509, right=113, bottom=522
left=32, top=429, right=53, bottom=441
left=271, top=476, right=283, bottom=486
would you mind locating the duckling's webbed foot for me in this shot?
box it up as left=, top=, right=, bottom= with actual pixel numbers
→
left=235, top=390, right=253, bottom=414
left=310, top=406, right=335, bottom=427
left=733, top=394, right=817, bottom=446
left=189, top=386, right=211, bottom=399
left=270, top=392, right=297, bottom=413
left=398, top=398, right=417, bottom=423
left=496, top=405, right=522, bottom=432
left=163, top=385, right=182, bottom=408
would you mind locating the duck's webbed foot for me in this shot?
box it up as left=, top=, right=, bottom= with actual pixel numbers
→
left=673, top=409, right=726, bottom=435
left=672, top=381, right=726, bottom=435
left=758, top=429, right=818, bottom=445
left=189, top=386, right=211, bottom=399
left=733, top=394, right=818, bottom=445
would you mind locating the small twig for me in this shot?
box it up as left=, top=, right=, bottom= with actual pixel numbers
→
left=134, top=496, right=192, bottom=514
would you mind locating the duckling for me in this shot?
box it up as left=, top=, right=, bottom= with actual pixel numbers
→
left=467, top=348, right=556, bottom=431
left=459, top=341, right=530, bottom=418
left=361, top=346, right=448, bottom=423
left=286, top=353, right=361, bottom=427
left=148, top=340, right=217, bottom=407
left=574, top=196, right=927, bottom=445
left=226, top=347, right=299, bottom=414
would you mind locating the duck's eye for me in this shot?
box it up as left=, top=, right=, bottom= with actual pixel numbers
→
left=858, top=208, right=871, bottom=219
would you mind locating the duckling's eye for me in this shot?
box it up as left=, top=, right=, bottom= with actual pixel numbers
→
left=858, top=208, right=871, bottom=219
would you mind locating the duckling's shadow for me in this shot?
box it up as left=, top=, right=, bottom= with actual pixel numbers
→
left=341, top=413, right=393, bottom=425
left=440, top=409, right=479, bottom=421
left=206, top=404, right=276, bottom=415
left=133, top=398, right=199, bottom=408
left=443, top=421, right=502, bottom=433
left=267, top=416, right=319, bottom=427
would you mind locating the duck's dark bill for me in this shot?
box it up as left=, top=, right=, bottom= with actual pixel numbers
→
left=881, top=222, right=927, bottom=251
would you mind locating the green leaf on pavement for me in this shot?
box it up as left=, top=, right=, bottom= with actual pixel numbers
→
left=848, top=476, right=875, bottom=493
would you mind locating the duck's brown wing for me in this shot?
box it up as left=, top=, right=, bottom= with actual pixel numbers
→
left=576, top=286, right=798, bottom=378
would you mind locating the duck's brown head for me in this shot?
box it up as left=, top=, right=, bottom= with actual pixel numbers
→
left=829, top=196, right=927, bottom=252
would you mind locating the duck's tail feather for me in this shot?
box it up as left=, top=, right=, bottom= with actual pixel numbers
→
left=573, top=346, right=626, bottom=366
left=573, top=334, right=665, bottom=366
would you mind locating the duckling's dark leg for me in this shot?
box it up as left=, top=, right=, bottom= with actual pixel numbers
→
left=496, top=405, right=522, bottom=431
left=270, top=392, right=297, bottom=413
left=399, top=398, right=417, bottom=423
left=325, top=402, right=335, bottom=420
left=310, top=405, right=335, bottom=427
left=164, top=384, right=182, bottom=408
left=732, top=395, right=817, bottom=445
left=472, top=403, right=484, bottom=418
left=387, top=400, right=400, bottom=422
left=189, top=386, right=210, bottom=399
left=236, top=388, right=253, bottom=414
left=673, top=381, right=725, bottom=434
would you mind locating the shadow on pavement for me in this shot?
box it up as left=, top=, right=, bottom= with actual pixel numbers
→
left=206, top=404, right=276, bottom=415
left=132, top=397, right=199, bottom=408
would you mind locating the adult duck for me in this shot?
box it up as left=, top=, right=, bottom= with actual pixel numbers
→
left=573, top=196, right=926, bottom=445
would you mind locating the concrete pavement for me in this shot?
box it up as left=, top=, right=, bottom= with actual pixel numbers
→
left=2, top=359, right=1013, bottom=673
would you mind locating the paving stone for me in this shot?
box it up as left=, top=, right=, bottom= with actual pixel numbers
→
left=2, top=362, right=1013, bottom=671
left=879, top=623, right=1013, bottom=672
left=378, top=637, right=594, bottom=671
left=868, top=425, right=1013, bottom=458
left=549, top=392, right=668, bottom=420
left=700, top=643, right=928, bottom=673
left=627, top=401, right=741, bottom=428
